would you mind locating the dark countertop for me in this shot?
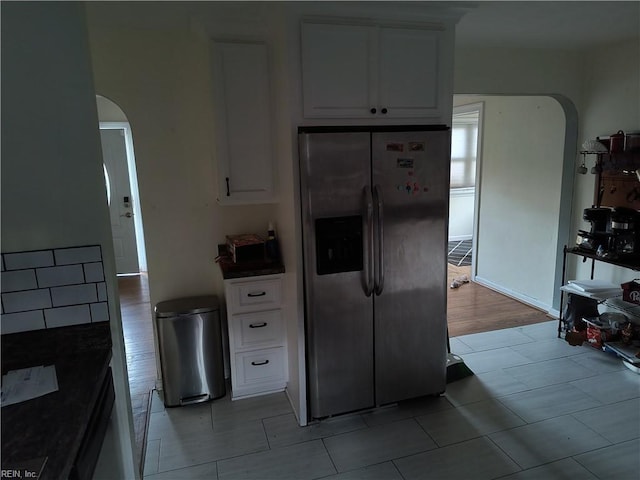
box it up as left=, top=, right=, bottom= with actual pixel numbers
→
left=217, top=255, right=285, bottom=279
left=1, top=322, right=112, bottom=480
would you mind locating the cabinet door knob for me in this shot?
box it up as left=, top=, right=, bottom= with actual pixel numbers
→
left=251, top=359, right=270, bottom=366
left=225, top=177, right=230, bottom=196
left=370, top=108, right=377, bottom=114
left=381, top=108, right=388, bottom=114
left=247, top=291, right=267, bottom=297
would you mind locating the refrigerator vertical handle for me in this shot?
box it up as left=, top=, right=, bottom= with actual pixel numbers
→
left=363, top=186, right=374, bottom=297
left=374, top=185, right=385, bottom=296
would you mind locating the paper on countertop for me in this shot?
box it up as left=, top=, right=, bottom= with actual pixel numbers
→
left=1, top=365, right=59, bottom=407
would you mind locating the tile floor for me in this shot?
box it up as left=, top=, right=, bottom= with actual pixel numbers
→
left=142, top=321, right=640, bottom=479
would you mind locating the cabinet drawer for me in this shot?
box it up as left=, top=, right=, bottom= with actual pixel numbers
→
left=233, top=310, right=283, bottom=350
left=234, top=347, right=285, bottom=387
left=227, top=277, right=282, bottom=313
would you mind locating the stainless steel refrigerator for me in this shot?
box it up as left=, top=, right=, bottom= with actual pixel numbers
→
left=299, top=125, right=451, bottom=419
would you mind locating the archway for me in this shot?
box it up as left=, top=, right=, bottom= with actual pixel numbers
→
left=96, top=95, right=147, bottom=274
left=447, top=94, right=577, bottom=336
left=95, top=95, right=154, bottom=472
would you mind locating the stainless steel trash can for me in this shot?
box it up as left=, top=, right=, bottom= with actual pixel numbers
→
left=154, top=295, right=226, bottom=407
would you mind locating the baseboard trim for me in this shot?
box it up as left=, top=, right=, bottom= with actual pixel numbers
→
left=473, top=276, right=552, bottom=314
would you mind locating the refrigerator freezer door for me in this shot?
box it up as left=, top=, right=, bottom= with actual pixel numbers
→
left=372, top=130, right=450, bottom=405
left=299, top=132, right=375, bottom=418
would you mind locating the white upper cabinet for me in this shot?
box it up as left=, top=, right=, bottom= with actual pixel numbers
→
left=301, top=22, right=373, bottom=118
left=211, top=41, right=276, bottom=205
left=301, top=20, right=444, bottom=120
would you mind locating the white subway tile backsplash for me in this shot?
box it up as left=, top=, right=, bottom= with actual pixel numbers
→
left=97, top=282, right=108, bottom=302
left=1, top=310, right=46, bottom=334
left=2, top=289, right=52, bottom=313
left=51, top=284, right=97, bottom=307
left=54, top=246, right=102, bottom=265
left=1, top=246, right=108, bottom=334
left=4, top=250, right=54, bottom=270
left=84, top=262, right=104, bottom=283
left=44, top=305, right=91, bottom=328
left=36, top=264, right=84, bottom=288
left=90, top=302, right=110, bottom=322
left=1, top=270, right=37, bottom=293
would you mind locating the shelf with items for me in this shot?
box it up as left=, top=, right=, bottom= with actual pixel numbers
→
left=559, top=247, right=640, bottom=334
left=559, top=286, right=640, bottom=327
left=559, top=245, right=640, bottom=369
left=578, top=148, right=640, bottom=209
left=604, top=341, right=640, bottom=368
left=564, top=246, right=640, bottom=272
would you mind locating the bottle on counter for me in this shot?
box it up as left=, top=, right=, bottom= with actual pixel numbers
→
left=265, top=221, right=280, bottom=262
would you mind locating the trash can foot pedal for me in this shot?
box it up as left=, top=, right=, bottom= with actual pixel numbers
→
left=180, top=393, right=209, bottom=406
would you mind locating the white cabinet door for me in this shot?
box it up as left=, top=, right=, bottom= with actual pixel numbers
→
left=301, top=22, right=374, bottom=118
left=211, top=41, right=275, bottom=204
left=378, top=26, right=441, bottom=118
left=301, top=21, right=444, bottom=119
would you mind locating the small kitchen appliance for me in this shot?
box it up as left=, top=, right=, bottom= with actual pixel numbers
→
left=607, top=207, right=640, bottom=257
left=576, top=207, right=612, bottom=253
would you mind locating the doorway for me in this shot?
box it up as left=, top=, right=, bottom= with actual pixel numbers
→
left=96, top=96, right=155, bottom=471
left=448, top=102, right=483, bottom=284
left=447, top=95, right=571, bottom=336
left=100, top=123, right=146, bottom=274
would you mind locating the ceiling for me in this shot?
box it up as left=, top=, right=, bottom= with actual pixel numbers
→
left=455, top=1, right=640, bottom=50
left=85, top=1, right=639, bottom=51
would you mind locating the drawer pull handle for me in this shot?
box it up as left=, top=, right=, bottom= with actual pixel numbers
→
left=251, top=359, right=270, bottom=366
left=247, top=291, right=266, bottom=297
left=249, top=322, right=268, bottom=328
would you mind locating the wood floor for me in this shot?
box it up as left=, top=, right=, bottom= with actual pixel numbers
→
left=446, top=264, right=553, bottom=337
left=117, top=269, right=553, bottom=471
left=117, top=274, right=156, bottom=471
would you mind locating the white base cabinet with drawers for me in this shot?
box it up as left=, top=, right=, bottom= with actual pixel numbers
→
left=224, top=274, right=287, bottom=400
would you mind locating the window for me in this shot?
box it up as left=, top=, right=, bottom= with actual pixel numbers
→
left=450, top=109, right=479, bottom=189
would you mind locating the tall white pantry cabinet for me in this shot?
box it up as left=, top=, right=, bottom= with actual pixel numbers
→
left=210, top=40, right=276, bottom=205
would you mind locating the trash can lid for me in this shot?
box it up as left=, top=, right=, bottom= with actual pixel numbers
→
left=155, top=295, right=219, bottom=317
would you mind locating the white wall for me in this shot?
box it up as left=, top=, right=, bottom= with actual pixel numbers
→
left=1, top=3, right=136, bottom=478
left=454, top=95, right=565, bottom=310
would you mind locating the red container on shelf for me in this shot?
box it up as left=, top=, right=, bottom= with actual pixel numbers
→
left=621, top=280, right=640, bottom=305
left=586, top=326, right=609, bottom=349
left=609, top=130, right=626, bottom=153
left=625, top=132, right=640, bottom=152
